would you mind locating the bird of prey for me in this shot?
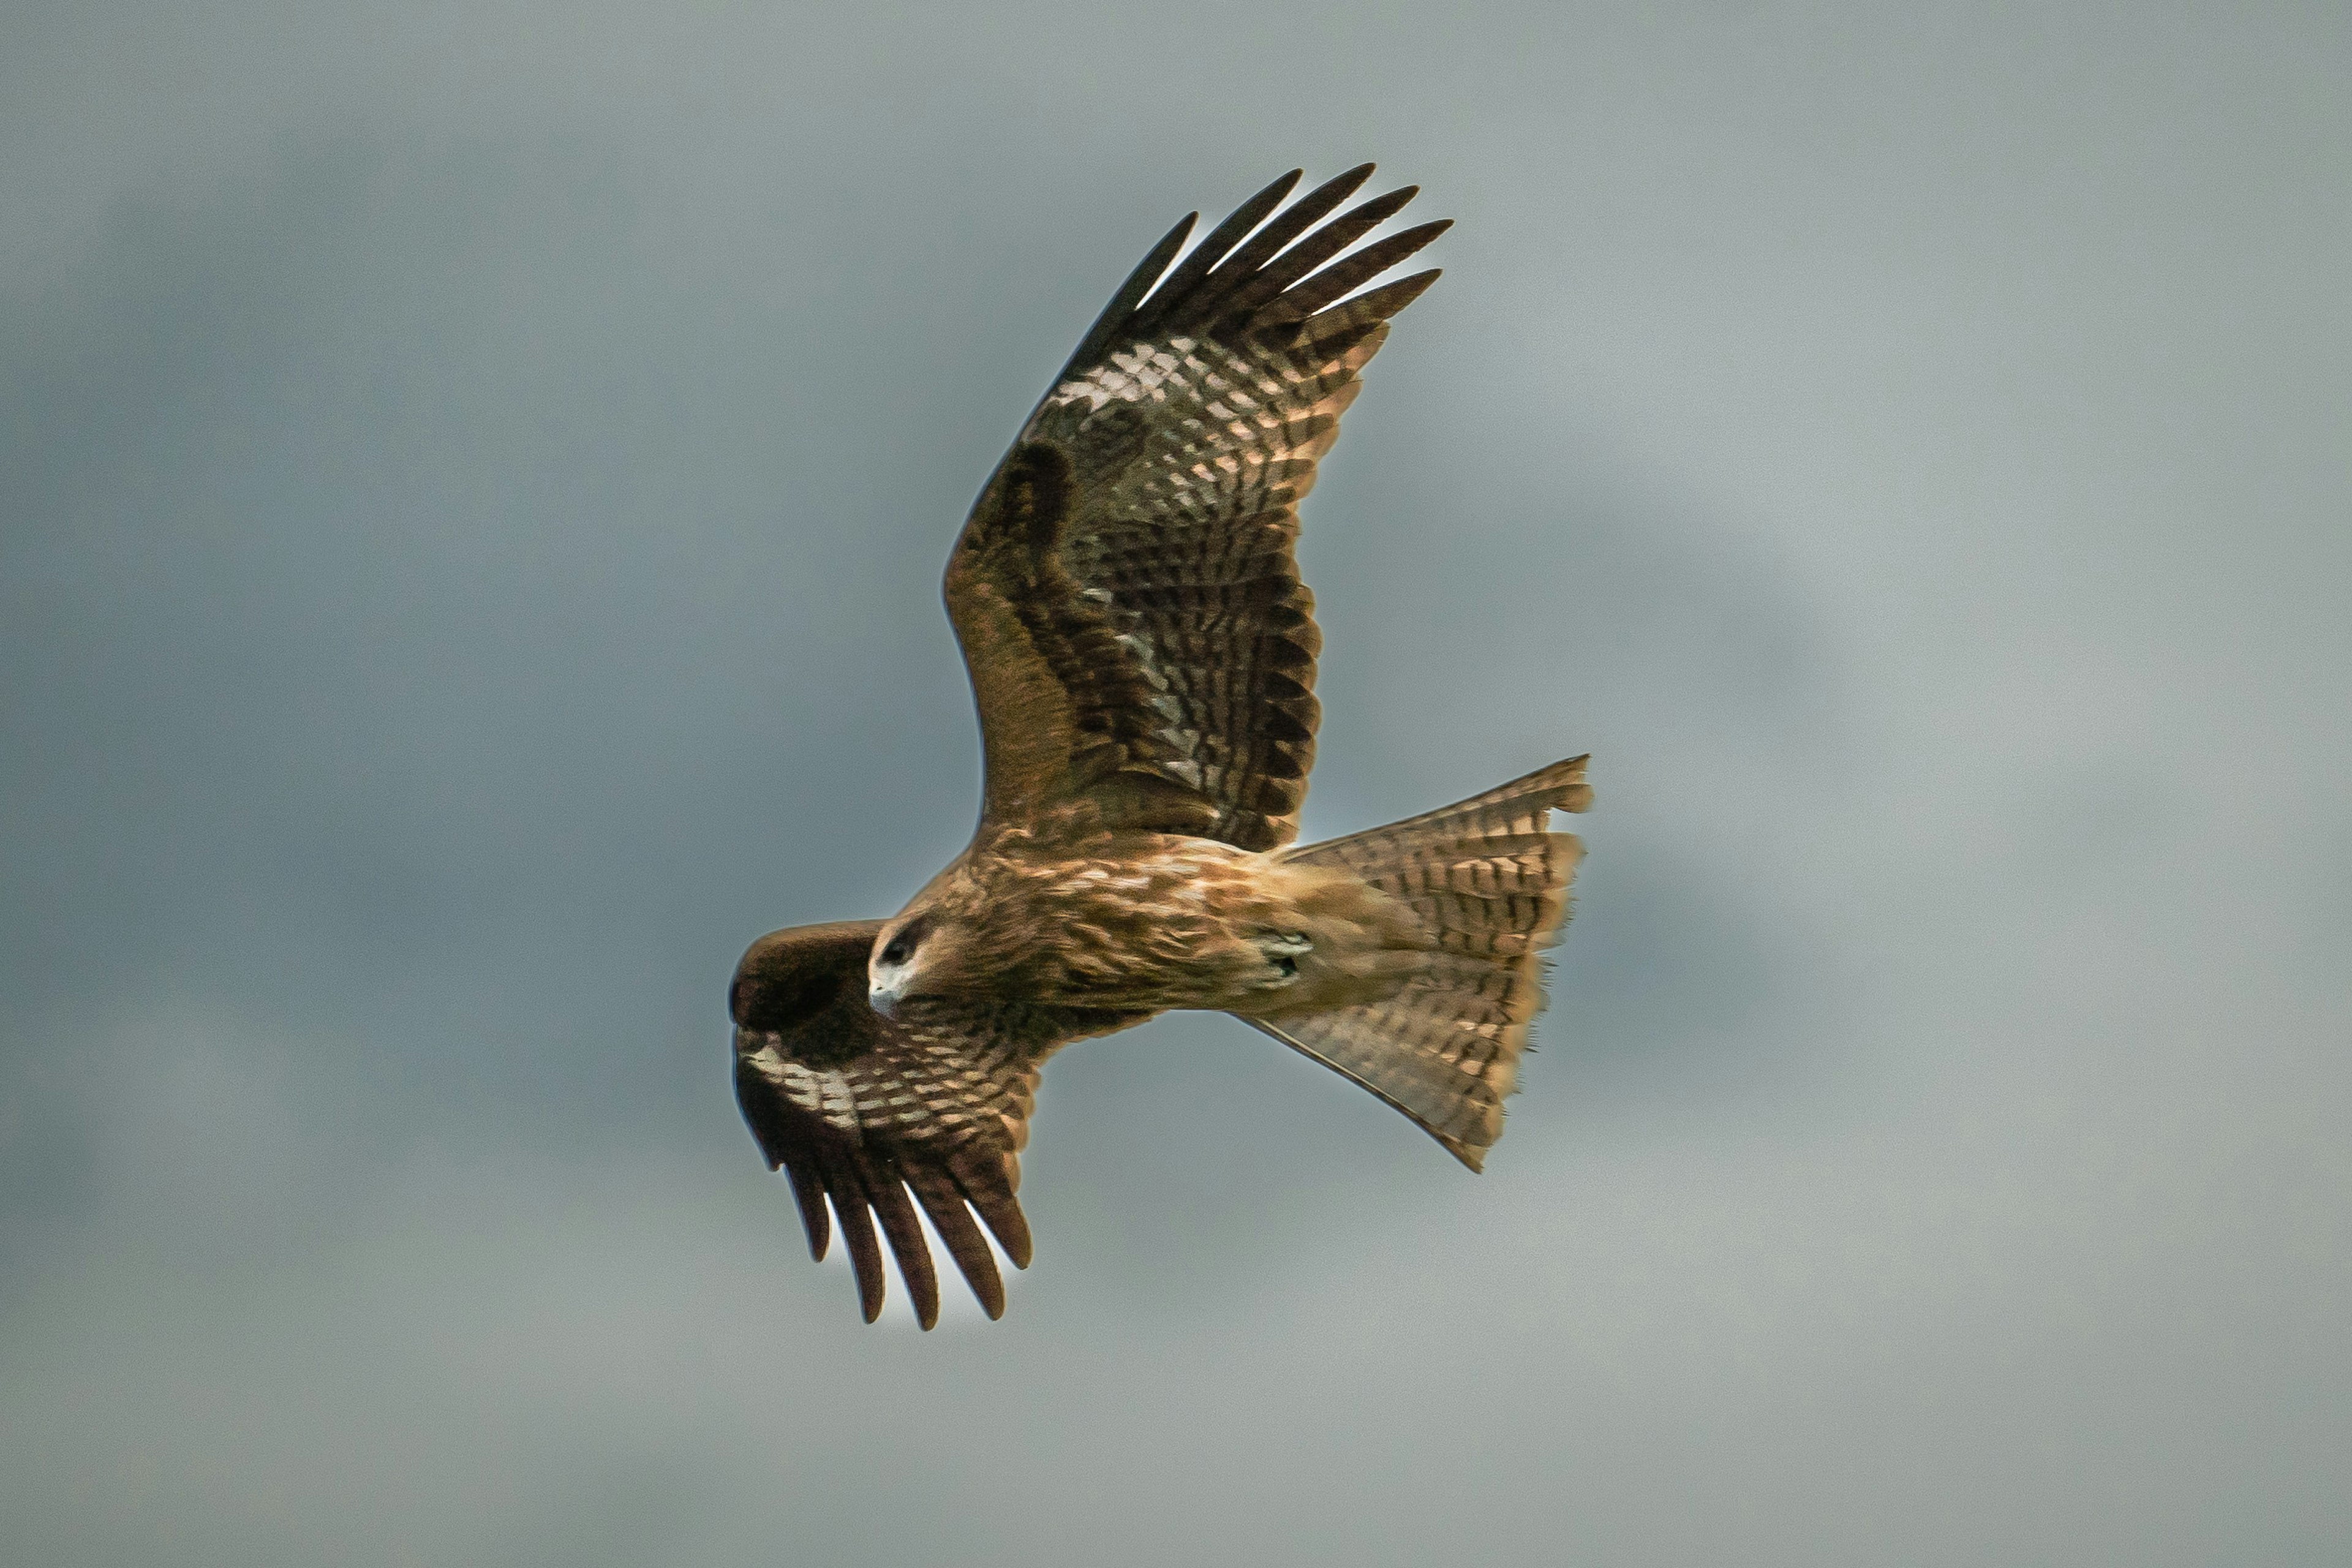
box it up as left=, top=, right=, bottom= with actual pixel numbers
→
left=733, top=165, right=1591, bottom=1329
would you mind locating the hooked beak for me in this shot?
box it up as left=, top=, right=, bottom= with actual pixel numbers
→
left=867, top=976, right=902, bottom=1020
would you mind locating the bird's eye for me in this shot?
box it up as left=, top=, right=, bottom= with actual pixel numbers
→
left=881, top=938, right=910, bottom=966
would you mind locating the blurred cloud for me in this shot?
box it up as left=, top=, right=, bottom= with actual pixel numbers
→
left=3, top=1, right=2347, bottom=1562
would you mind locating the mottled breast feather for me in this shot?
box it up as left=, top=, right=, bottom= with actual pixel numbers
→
left=945, top=165, right=1449, bottom=850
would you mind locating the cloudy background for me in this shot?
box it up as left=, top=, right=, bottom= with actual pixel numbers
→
left=4, top=2, right=2347, bottom=1561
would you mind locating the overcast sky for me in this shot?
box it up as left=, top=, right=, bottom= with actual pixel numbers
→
left=4, top=3, right=2348, bottom=1562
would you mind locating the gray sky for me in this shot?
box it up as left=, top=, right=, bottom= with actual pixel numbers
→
left=4, top=2, right=2348, bottom=1562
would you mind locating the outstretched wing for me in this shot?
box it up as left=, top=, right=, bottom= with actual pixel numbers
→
left=730, top=920, right=1143, bottom=1327
left=947, top=165, right=1448, bottom=851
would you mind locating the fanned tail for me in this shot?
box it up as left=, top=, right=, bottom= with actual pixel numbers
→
left=1249, top=756, right=1591, bottom=1170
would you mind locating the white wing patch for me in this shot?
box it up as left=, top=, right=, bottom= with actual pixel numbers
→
left=744, top=1018, right=1039, bottom=1145
left=745, top=1036, right=941, bottom=1134
left=1049, top=337, right=1199, bottom=413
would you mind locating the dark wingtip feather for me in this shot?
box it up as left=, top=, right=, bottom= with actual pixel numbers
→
left=785, top=1163, right=832, bottom=1262
left=1191, top=164, right=1382, bottom=322
left=1288, top=270, right=1444, bottom=343
left=952, top=1152, right=1034, bottom=1270
left=1129, top=167, right=1305, bottom=336
left=1053, top=164, right=1440, bottom=382
left=823, top=1162, right=888, bottom=1324
left=1221, top=184, right=1423, bottom=321
left=858, top=1153, right=941, bottom=1330
left=1060, top=210, right=1197, bottom=382
left=1387, top=266, right=1444, bottom=310
left=1270, top=219, right=1454, bottom=323
left=987, top=1202, right=1035, bottom=1272
left=908, top=1169, right=1009, bottom=1319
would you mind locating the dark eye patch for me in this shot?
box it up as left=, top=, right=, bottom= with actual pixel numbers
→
left=878, top=917, right=932, bottom=969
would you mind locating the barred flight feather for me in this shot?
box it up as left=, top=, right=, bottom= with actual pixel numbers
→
left=946, top=164, right=1450, bottom=851
left=1260, top=757, right=1593, bottom=1169
left=732, top=920, right=1142, bottom=1327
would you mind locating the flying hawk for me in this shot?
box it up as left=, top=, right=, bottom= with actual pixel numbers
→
left=733, top=165, right=1591, bottom=1329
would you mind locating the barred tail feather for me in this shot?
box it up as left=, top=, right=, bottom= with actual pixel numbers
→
left=1250, top=756, right=1591, bottom=1170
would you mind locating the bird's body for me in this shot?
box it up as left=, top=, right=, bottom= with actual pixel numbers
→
left=881, top=825, right=1433, bottom=1017
left=732, top=164, right=1595, bottom=1327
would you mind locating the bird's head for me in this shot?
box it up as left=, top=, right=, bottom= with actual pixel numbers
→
left=866, top=910, right=950, bottom=1019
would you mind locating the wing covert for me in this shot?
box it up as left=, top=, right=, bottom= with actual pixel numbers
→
left=946, top=165, right=1448, bottom=850
left=731, top=921, right=1142, bottom=1327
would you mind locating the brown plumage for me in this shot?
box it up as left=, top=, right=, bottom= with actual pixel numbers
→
left=734, top=167, right=1593, bottom=1326
left=732, top=921, right=1140, bottom=1328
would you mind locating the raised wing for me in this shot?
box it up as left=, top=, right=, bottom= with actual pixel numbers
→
left=947, top=165, right=1448, bottom=850
left=730, top=920, right=1143, bottom=1327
